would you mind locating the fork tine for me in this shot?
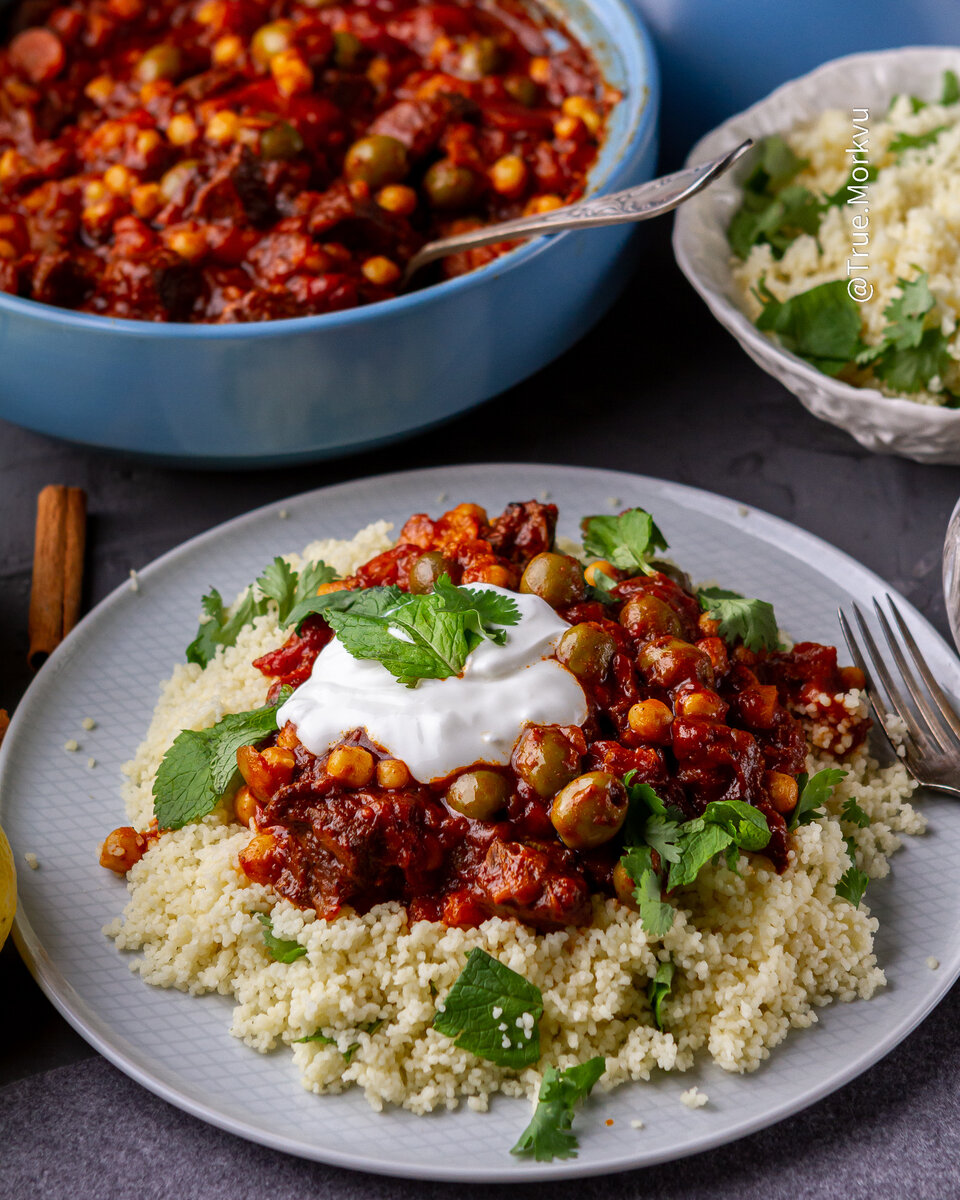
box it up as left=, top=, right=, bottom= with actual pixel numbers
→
left=838, top=607, right=904, bottom=745
left=847, top=603, right=928, bottom=748
left=872, top=599, right=952, bottom=752
left=885, top=594, right=960, bottom=743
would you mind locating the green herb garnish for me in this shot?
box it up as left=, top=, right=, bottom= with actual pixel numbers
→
left=647, top=960, right=675, bottom=1031
left=186, top=557, right=338, bottom=666
left=856, top=272, right=952, bottom=394
left=620, top=844, right=677, bottom=938
left=727, top=136, right=823, bottom=260
left=314, top=576, right=520, bottom=688
left=841, top=797, right=871, bottom=828
left=296, top=1019, right=384, bottom=1062
left=666, top=800, right=771, bottom=890
left=152, top=688, right=291, bottom=829
left=433, top=948, right=543, bottom=1068
left=697, top=586, right=780, bottom=653
left=836, top=838, right=869, bottom=907
left=257, top=912, right=307, bottom=963
left=788, top=768, right=848, bottom=830
left=581, top=508, right=668, bottom=576
left=753, top=277, right=864, bottom=377
left=888, top=125, right=948, bottom=161
left=942, top=69, right=960, bottom=106
left=510, top=1057, right=605, bottom=1162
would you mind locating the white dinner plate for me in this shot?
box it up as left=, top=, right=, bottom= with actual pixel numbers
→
left=4, top=463, right=960, bottom=1182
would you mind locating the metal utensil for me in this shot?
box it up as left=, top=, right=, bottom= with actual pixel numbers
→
left=403, top=137, right=754, bottom=283
left=840, top=595, right=960, bottom=796
left=943, top=496, right=960, bottom=656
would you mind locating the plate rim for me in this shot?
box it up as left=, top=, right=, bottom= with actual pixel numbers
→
left=5, top=460, right=960, bottom=1182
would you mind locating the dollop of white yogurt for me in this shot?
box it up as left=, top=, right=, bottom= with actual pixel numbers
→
left=277, top=585, right=587, bottom=782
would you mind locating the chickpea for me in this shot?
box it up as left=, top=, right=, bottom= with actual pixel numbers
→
left=234, top=784, right=258, bottom=825
left=251, top=19, right=293, bottom=66
left=512, top=724, right=581, bottom=798
left=159, top=159, right=199, bottom=203
left=766, top=771, right=799, bottom=814
left=136, top=44, right=181, bottom=83
left=166, top=113, right=198, bottom=145
left=276, top=721, right=300, bottom=750
left=637, top=636, right=714, bottom=690
left=553, top=114, right=584, bottom=141
left=344, top=135, right=408, bottom=189
left=206, top=110, right=240, bottom=144
left=523, top=194, right=563, bottom=216
left=489, top=154, right=527, bottom=198
left=458, top=36, right=501, bottom=79
left=99, top=826, right=146, bottom=874
left=627, top=698, right=673, bottom=743
left=550, top=771, right=628, bottom=850
left=584, top=559, right=615, bottom=587
left=271, top=49, right=313, bottom=97
left=675, top=689, right=727, bottom=722
left=377, top=184, right=417, bottom=215
left=237, top=743, right=294, bottom=801
left=619, top=593, right=682, bottom=641
left=561, top=95, right=602, bottom=136
left=377, top=758, right=411, bottom=789
left=261, top=746, right=295, bottom=779
left=409, top=550, right=457, bottom=594
left=556, top=623, right=616, bottom=682
left=361, top=255, right=402, bottom=286
left=519, top=552, right=586, bottom=608
left=423, top=159, right=478, bottom=210
left=528, top=56, right=551, bottom=85
left=698, top=612, right=720, bottom=637
left=445, top=769, right=509, bottom=820
left=839, top=665, right=866, bottom=691
left=212, top=34, right=244, bottom=66
left=327, top=744, right=375, bottom=787
left=238, top=832, right=278, bottom=885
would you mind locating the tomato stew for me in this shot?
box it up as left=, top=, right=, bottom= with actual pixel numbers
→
left=0, top=0, right=615, bottom=321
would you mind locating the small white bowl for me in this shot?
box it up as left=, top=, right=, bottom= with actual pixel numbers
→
left=673, top=46, right=960, bottom=464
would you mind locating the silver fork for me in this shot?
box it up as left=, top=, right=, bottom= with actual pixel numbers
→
left=838, top=595, right=960, bottom=797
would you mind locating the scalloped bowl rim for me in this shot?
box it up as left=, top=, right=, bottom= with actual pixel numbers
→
left=673, top=45, right=960, bottom=432
left=0, top=0, right=658, bottom=339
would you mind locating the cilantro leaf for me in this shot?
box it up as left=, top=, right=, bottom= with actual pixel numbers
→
left=511, top=1057, right=605, bottom=1162
left=889, top=125, right=947, bottom=160
left=836, top=838, right=869, bottom=907
left=620, top=845, right=676, bottom=938
left=855, top=272, right=951, bottom=394
left=256, top=557, right=298, bottom=624
left=283, top=585, right=401, bottom=632
left=581, top=509, right=668, bottom=575
left=152, top=690, right=290, bottom=829
left=186, top=587, right=267, bottom=668
left=823, top=164, right=879, bottom=208
left=727, top=136, right=816, bottom=260
left=667, top=801, right=771, bottom=890
left=295, top=1018, right=383, bottom=1062
left=841, top=797, right=871, bottom=828
left=644, top=814, right=682, bottom=864
left=647, top=960, right=675, bottom=1031
left=788, top=768, right=848, bottom=830
left=294, top=1031, right=338, bottom=1046
left=753, top=277, right=864, bottom=377
left=433, top=948, right=543, bottom=1068
left=257, top=913, right=307, bottom=963
left=697, top=586, right=780, bottom=653
left=295, top=559, right=339, bottom=604
left=324, top=581, right=521, bottom=688
left=943, top=69, right=960, bottom=105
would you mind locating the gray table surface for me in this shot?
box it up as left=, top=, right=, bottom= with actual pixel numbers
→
left=3, top=224, right=960, bottom=1199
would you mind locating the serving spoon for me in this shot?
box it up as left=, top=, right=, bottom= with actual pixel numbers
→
left=402, top=137, right=754, bottom=284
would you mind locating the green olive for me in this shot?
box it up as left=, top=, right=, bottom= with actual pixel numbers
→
left=549, top=771, right=628, bottom=850
left=519, top=553, right=587, bottom=608
left=159, top=159, right=199, bottom=203
left=637, top=636, right=714, bottom=690
left=612, top=859, right=638, bottom=908
left=446, top=770, right=509, bottom=819
left=504, top=74, right=539, bottom=106
left=556, top=623, right=616, bottom=682
left=619, top=593, right=683, bottom=641
left=458, top=36, right=502, bottom=79
left=512, top=725, right=581, bottom=798
left=136, top=44, right=182, bottom=83
left=259, top=121, right=304, bottom=160
left=333, top=30, right=362, bottom=68
left=422, top=159, right=478, bottom=210
left=251, top=20, right=294, bottom=65
left=344, top=134, right=408, bottom=188
left=408, top=551, right=456, bottom=595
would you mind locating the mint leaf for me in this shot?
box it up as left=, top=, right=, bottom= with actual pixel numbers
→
left=647, top=960, right=675, bottom=1031
left=620, top=845, right=676, bottom=938
left=257, top=913, right=307, bottom=963
left=581, top=508, right=668, bottom=575
left=667, top=822, right=734, bottom=890
left=511, top=1057, right=605, bottom=1161
left=789, top=768, right=848, bottom=830
left=943, top=69, right=960, bottom=105
left=153, top=691, right=290, bottom=829
left=836, top=838, right=869, bottom=907
left=698, top=799, right=771, bottom=850
left=433, top=948, right=543, bottom=1068
left=667, top=801, right=770, bottom=889
left=889, top=125, right=947, bottom=160
left=841, top=797, right=871, bottom=828
left=697, top=586, right=780, bottom=653
left=753, top=278, right=864, bottom=377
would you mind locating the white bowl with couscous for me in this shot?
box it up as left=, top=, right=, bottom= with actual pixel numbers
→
left=673, top=47, right=960, bottom=464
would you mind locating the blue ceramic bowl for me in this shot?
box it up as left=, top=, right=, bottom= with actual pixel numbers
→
left=0, top=0, right=658, bottom=466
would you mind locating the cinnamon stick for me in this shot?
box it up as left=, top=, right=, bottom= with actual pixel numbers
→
left=27, top=485, right=87, bottom=670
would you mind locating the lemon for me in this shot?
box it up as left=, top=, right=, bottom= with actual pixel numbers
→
left=0, top=823, right=16, bottom=950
